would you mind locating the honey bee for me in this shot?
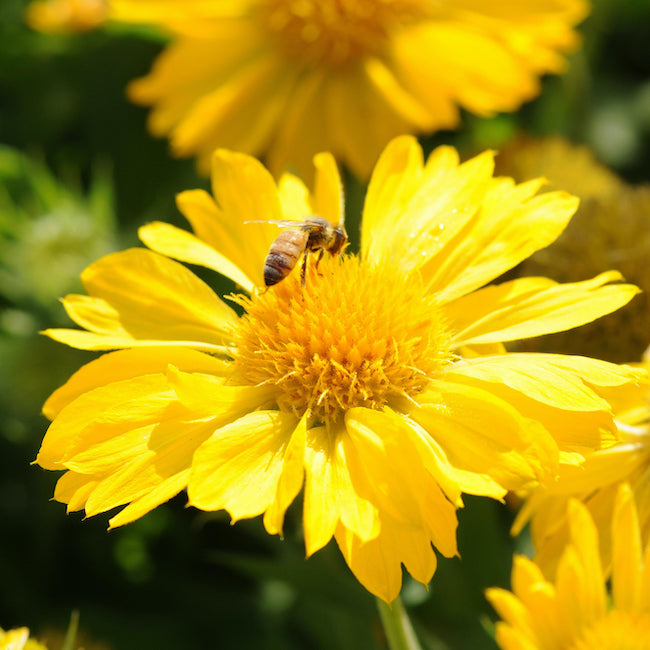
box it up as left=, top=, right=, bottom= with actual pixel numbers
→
left=250, top=216, right=347, bottom=287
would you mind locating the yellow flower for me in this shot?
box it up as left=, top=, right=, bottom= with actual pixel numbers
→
left=487, top=484, right=650, bottom=649
left=0, top=627, right=47, bottom=650
left=109, top=0, right=588, bottom=179
left=25, top=0, right=107, bottom=33
left=38, top=136, right=645, bottom=603
left=513, top=353, right=650, bottom=580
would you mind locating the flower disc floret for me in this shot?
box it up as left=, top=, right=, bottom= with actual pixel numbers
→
left=234, top=255, right=451, bottom=423
left=262, top=0, right=424, bottom=66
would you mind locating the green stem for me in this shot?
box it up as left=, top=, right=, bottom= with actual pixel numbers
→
left=376, top=596, right=424, bottom=650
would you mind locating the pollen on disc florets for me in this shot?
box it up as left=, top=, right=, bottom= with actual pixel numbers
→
left=233, top=254, right=451, bottom=425
left=260, top=0, right=427, bottom=66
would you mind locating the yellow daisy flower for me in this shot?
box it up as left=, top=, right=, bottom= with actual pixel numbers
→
left=109, top=0, right=588, bottom=178
left=487, top=484, right=650, bottom=649
left=0, top=627, right=47, bottom=650
left=513, top=353, right=650, bottom=580
left=25, top=0, right=107, bottom=33
left=38, top=136, right=645, bottom=603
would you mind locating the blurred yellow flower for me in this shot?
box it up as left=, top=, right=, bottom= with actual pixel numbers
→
left=25, top=0, right=107, bottom=33
left=513, top=352, right=650, bottom=580
left=0, top=627, right=47, bottom=650
left=487, top=484, right=650, bottom=649
left=110, top=0, right=588, bottom=178
left=38, top=136, right=644, bottom=603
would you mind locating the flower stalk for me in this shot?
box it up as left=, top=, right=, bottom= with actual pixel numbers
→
left=376, top=596, right=424, bottom=650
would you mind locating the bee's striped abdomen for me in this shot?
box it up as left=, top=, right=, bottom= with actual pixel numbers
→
left=263, top=229, right=308, bottom=286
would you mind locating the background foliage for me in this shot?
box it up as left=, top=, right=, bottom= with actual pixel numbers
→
left=1, top=0, right=649, bottom=648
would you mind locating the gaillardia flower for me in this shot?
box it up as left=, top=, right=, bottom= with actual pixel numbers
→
left=25, top=0, right=106, bottom=32
left=110, top=0, right=588, bottom=178
left=513, top=353, right=650, bottom=580
left=39, top=136, right=645, bottom=602
left=0, top=627, right=47, bottom=650
left=487, top=484, right=650, bottom=649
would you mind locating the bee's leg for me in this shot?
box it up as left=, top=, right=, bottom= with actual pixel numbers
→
left=301, top=251, right=309, bottom=286
left=314, top=249, right=325, bottom=276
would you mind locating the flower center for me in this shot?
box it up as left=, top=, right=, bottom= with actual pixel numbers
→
left=233, top=254, right=451, bottom=425
left=568, top=611, right=650, bottom=650
left=259, top=0, right=427, bottom=66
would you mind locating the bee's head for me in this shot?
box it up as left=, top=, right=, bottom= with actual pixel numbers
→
left=329, top=225, right=347, bottom=255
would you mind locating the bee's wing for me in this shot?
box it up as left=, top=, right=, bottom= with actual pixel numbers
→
left=244, top=219, right=304, bottom=227
left=245, top=218, right=326, bottom=230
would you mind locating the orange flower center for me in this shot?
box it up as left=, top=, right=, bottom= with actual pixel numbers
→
left=259, top=0, right=427, bottom=66
left=233, top=254, right=451, bottom=425
left=568, top=611, right=650, bottom=650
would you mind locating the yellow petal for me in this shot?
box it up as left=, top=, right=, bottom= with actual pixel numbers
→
left=265, top=65, right=330, bottom=179
left=277, top=172, right=311, bottom=222
left=540, top=444, right=645, bottom=495
left=361, top=135, right=423, bottom=262
left=54, top=470, right=98, bottom=512
left=83, top=418, right=214, bottom=519
left=40, top=373, right=219, bottom=526
left=335, top=521, right=405, bottom=604
left=611, top=483, right=641, bottom=612
left=263, top=413, right=307, bottom=537
left=511, top=555, right=554, bottom=611
left=389, top=27, right=461, bottom=126
left=169, top=52, right=289, bottom=162
left=311, top=152, right=344, bottom=227
left=363, top=143, right=495, bottom=273
left=398, top=148, right=497, bottom=275
left=42, top=328, right=231, bottom=354
left=139, top=221, right=254, bottom=292
left=486, top=584, right=532, bottom=634
left=37, top=374, right=175, bottom=470
left=325, top=65, right=418, bottom=181
left=445, top=355, right=645, bottom=453
left=49, top=248, right=238, bottom=351
left=446, top=354, right=642, bottom=413
left=423, top=183, right=578, bottom=304
left=448, top=272, right=639, bottom=346
left=639, top=532, right=650, bottom=612
left=176, top=149, right=283, bottom=288
left=336, top=512, right=439, bottom=603
left=399, top=23, right=538, bottom=115
left=363, top=56, right=434, bottom=130
left=525, top=486, right=620, bottom=583
left=493, top=624, right=538, bottom=650
left=566, top=499, right=607, bottom=621
left=302, top=422, right=379, bottom=557
left=345, top=408, right=459, bottom=557
left=43, top=348, right=230, bottom=419
left=110, top=1, right=252, bottom=32
left=166, top=365, right=277, bottom=417
left=554, top=545, right=591, bottom=640
left=187, top=410, right=299, bottom=522
left=128, top=22, right=262, bottom=133
left=108, top=468, right=191, bottom=528
left=57, top=294, right=124, bottom=335
left=397, top=409, right=506, bottom=501
left=412, top=379, right=557, bottom=491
